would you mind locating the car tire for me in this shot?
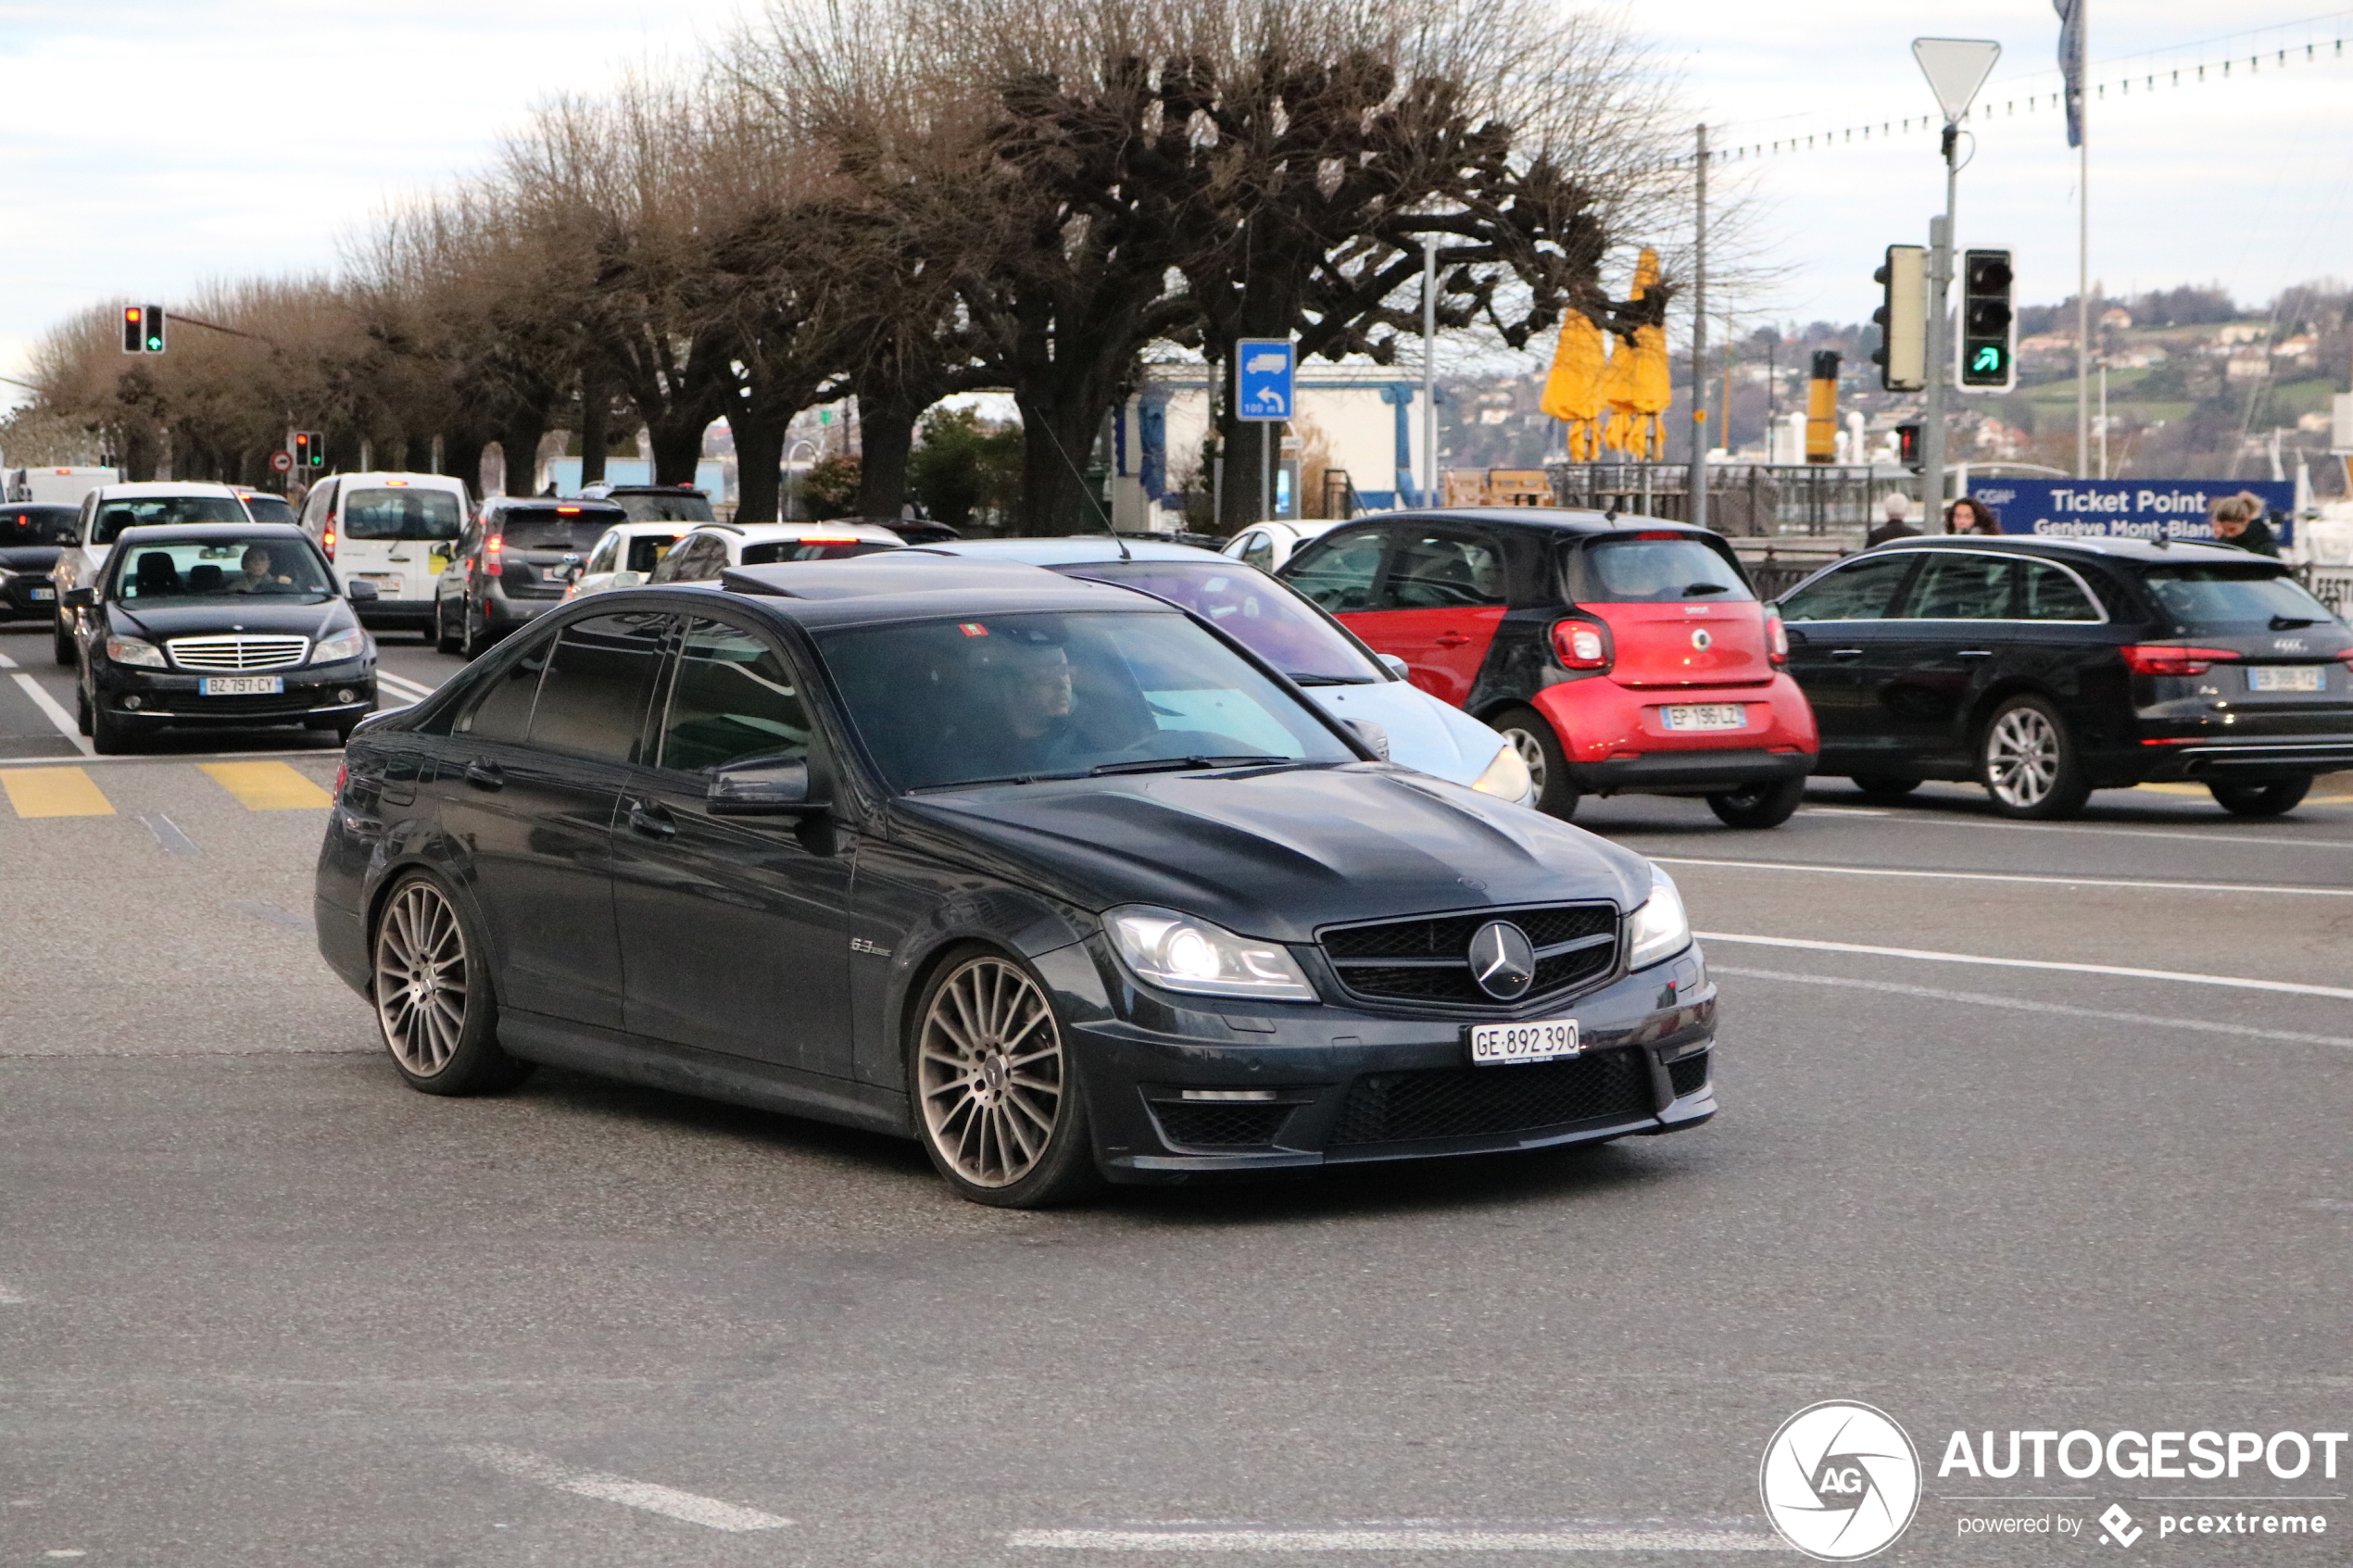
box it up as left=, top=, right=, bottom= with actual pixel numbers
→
left=1492, top=705, right=1579, bottom=821
left=1978, top=696, right=2092, bottom=819
left=371, top=872, right=534, bottom=1096
left=434, top=601, right=461, bottom=655
left=53, top=614, right=73, bottom=668
left=2208, top=776, right=2311, bottom=818
left=908, top=946, right=1102, bottom=1209
left=1706, top=775, right=1807, bottom=829
left=89, top=699, right=138, bottom=755
left=460, top=603, right=488, bottom=661
left=1850, top=774, right=1922, bottom=803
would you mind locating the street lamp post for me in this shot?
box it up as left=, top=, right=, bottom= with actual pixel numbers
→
left=784, top=438, right=817, bottom=521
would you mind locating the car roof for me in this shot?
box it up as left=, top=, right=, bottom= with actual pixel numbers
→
left=110, top=522, right=311, bottom=546
left=692, top=521, right=904, bottom=542
left=592, top=484, right=708, bottom=497
left=93, top=482, right=243, bottom=501
left=901, top=535, right=1228, bottom=567
left=1327, top=506, right=1705, bottom=537
left=1866, top=534, right=2260, bottom=566
left=331, top=471, right=469, bottom=489
left=482, top=496, right=626, bottom=516
left=598, top=519, right=694, bottom=534
left=711, top=558, right=1152, bottom=626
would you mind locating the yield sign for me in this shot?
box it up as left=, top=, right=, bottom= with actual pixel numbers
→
left=1912, top=37, right=2001, bottom=124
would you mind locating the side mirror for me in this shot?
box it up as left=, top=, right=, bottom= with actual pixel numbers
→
left=1377, top=653, right=1409, bottom=680
left=346, top=579, right=380, bottom=601
left=1343, top=719, right=1391, bottom=759
left=613, top=570, right=644, bottom=589
left=62, top=587, right=94, bottom=608
left=706, top=755, right=826, bottom=817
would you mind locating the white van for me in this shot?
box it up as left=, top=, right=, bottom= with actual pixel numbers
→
left=6, top=467, right=120, bottom=507
left=299, top=472, right=471, bottom=637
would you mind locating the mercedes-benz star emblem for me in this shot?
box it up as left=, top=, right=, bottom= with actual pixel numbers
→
left=1467, top=920, right=1536, bottom=1000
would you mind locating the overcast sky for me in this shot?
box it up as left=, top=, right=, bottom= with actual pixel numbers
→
left=3, top=1, right=2348, bottom=396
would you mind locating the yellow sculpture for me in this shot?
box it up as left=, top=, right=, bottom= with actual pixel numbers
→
left=1540, top=307, right=1609, bottom=461
left=1544, top=247, right=1672, bottom=460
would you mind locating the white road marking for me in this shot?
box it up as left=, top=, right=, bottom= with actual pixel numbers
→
left=1658, top=856, right=2353, bottom=899
left=233, top=899, right=313, bottom=933
left=1011, top=1527, right=1781, bottom=1552
left=376, top=671, right=436, bottom=701
left=1695, top=932, right=2353, bottom=1001
left=0, top=651, right=15, bottom=668
left=1710, top=965, right=2353, bottom=1051
left=1804, top=810, right=2353, bottom=852
left=0, top=748, right=338, bottom=769
left=458, top=1445, right=792, bottom=1532
left=0, top=1280, right=26, bottom=1304
left=137, top=814, right=199, bottom=857
left=8, top=673, right=93, bottom=757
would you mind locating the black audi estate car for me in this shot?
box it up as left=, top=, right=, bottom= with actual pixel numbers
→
left=434, top=496, right=628, bottom=658
left=318, top=563, right=1717, bottom=1207
left=0, top=503, right=77, bottom=621
left=1777, top=535, right=2353, bottom=818
left=66, top=522, right=378, bottom=752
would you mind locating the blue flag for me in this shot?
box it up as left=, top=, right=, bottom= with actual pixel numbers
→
left=2054, top=0, right=2084, bottom=147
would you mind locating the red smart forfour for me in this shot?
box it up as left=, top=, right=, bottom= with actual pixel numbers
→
left=1282, top=509, right=1818, bottom=827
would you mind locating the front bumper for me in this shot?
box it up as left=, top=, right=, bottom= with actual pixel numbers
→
left=96, top=660, right=377, bottom=729
left=1051, top=941, right=1718, bottom=1181
left=0, top=576, right=57, bottom=619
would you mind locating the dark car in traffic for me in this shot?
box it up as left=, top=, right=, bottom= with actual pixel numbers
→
left=318, top=563, right=1716, bottom=1207
left=1279, top=508, right=1819, bottom=827
left=1775, top=535, right=2353, bottom=818
left=0, top=503, right=77, bottom=621
left=580, top=483, right=716, bottom=525
left=434, top=497, right=627, bottom=658
left=65, top=522, right=378, bottom=752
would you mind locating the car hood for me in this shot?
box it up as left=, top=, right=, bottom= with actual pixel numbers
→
left=107, top=597, right=351, bottom=640
left=0, top=546, right=63, bottom=572
left=889, top=762, right=1652, bottom=942
left=1304, top=681, right=1504, bottom=788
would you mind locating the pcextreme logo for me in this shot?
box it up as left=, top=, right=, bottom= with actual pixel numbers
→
left=1760, top=1401, right=1923, bottom=1561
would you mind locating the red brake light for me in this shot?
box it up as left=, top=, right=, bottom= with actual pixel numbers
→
left=1550, top=619, right=1612, bottom=671
left=333, top=762, right=348, bottom=799
left=484, top=534, right=504, bottom=576
left=556, top=506, right=581, bottom=514
left=1767, top=611, right=1789, bottom=666
left=321, top=521, right=335, bottom=559
left=2338, top=648, right=2353, bottom=671
left=1633, top=530, right=1681, bottom=540
left=796, top=536, right=861, bottom=546
left=2120, top=646, right=2238, bottom=677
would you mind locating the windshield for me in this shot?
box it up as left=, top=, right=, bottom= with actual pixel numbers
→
left=626, top=534, right=681, bottom=572
left=1054, top=559, right=1380, bottom=684
left=241, top=495, right=299, bottom=524
left=611, top=492, right=715, bottom=524
left=344, top=487, right=461, bottom=541
left=1571, top=536, right=1754, bottom=603
left=740, top=539, right=899, bottom=565
left=93, top=495, right=248, bottom=543
left=2141, top=564, right=2342, bottom=633
left=112, top=536, right=335, bottom=601
left=2, top=506, right=79, bottom=546
left=495, top=509, right=614, bottom=552
left=821, top=609, right=1356, bottom=792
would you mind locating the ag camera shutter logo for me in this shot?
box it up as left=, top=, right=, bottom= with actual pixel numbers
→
left=1760, top=1401, right=1922, bottom=1560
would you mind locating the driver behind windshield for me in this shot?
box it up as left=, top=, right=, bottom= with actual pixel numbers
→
left=233, top=545, right=294, bottom=593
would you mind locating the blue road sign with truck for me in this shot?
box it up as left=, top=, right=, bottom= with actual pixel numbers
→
left=1234, top=339, right=1295, bottom=421
left=1968, top=478, right=2296, bottom=547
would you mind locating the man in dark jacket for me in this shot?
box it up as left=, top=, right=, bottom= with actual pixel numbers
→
left=1866, top=493, right=1921, bottom=547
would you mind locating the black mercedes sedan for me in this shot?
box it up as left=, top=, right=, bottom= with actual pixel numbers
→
left=0, top=503, right=77, bottom=621
left=316, top=563, right=1716, bottom=1207
left=66, top=522, right=379, bottom=752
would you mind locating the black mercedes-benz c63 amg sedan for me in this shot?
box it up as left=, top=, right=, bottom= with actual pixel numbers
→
left=315, top=562, right=1715, bottom=1206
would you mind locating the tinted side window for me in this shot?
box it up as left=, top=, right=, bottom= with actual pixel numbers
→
left=650, top=533, right=722, bottom=583
left=659, top=618, right=813, bottom=773
left=1379, top=530, right=1506, bottom=609
left=1779, top=555, right=1916, bottom=621
left=456, top=631, right=557, bottom=741
left=2021, top=560, right=2101, bottom=621
left=1902, top=554, right=2017, bottom=620
left=1285, top=528, right=1387, bottom=612
left=528, top=611, right=672, bottom=762
left=1237, top=533, right=1274, bottom=571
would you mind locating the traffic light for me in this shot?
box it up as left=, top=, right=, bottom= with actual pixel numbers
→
left=293, top=432, right=319, bottom=470
left=1896, top=421, right=1923, bottom=471
left=1870, top=245, right=1927, bottom=392
left=1958, top=248, right=2015, bottom=390
left=120, top=306, right=167, bottom=353
left=305, top=433, right=326, bottom=469
left=142, top=305, right=165, bottom=353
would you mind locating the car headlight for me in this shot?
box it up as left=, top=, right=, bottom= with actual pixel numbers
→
left=1105, top=906, right=1316, bottom=1001
left=310, top=627, right=370, bottom=664
left=1625, top=869, right=1691, bottom=970
left=1469, top=738, right=1534, bottom=801
left=106, top=634, right=167, bottom=669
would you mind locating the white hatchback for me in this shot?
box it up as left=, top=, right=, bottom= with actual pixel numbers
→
left=49, top=482, right=253, bottom=665
left=1222, top=519, right=1342, bottom=573
left=565, top=521, right=692, bottom=599
left=297, top=472, right=472, bottom=638
left=647, top=521, right=907, bottom=583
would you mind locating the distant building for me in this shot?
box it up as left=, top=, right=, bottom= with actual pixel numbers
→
left=2099, top=307, right=2133, bottom=330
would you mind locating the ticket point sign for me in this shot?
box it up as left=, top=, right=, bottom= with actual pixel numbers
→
left=1967, top=479, right=2296, bottom=547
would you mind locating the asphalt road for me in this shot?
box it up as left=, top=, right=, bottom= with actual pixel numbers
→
left=3, top=617, right=2347, bottom=1567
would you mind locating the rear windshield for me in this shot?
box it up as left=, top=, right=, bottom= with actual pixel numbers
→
left=2, top=506, right=78, bottom=545
left=496, top=510, right=615, bottom=552
left=93, top=495, right=248, bottom=543
left=2140, top=564, right=2341, bottom=633
left=344, top=487, right=461, bottom=540
left=739, top=540, right=897, bottom=566
left=611, top=492, right=715, bottom=524
left=1054, top=559, right=1380, bottom=684
left=626, top=534, right=681, bottom=572
left=241, top=495, right=299, bottom=524
left=112, top=536, right=334, bottom=602
left=1570, top=536, right=1753, bottom=603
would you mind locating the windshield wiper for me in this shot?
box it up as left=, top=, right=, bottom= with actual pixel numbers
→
left=1288, top=672, right=1377, bottom=686
left=1682, top=583, right=1731, bottom=596
left=2271, top=614, right=2319, bottom=629
left=909, top=770, right=1091, bottom=792
left=1088, top=755, right=1283, bottom=776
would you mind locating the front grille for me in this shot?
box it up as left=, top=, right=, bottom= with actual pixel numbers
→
left=1667, top=1051, right=1711, bottom=1098
left=167, top=633, right=309, bottom=671
left=1330, top=1048, right=1653, bottom=1145
left=1321, top=903, right=1618, bottom=1006
left=1152, top=1100, right=1293, bottom=1148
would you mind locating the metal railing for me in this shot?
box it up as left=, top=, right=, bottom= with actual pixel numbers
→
left=1547, top=461, right=1937, bottom=538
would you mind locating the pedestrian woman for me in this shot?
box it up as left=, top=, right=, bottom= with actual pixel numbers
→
left=1945, top=496, right=2002, bottom=535
left=2208, top=491, right=2280, bottom=557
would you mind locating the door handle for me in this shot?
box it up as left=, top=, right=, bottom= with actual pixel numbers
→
left=1956, top=649, right=1994, bottom=659
left=626, top=799, right=676, bottom=839
left=462, top=759, right=504, bottom=791
left=1435, top=632, right=1471, bottom=647
left=1829, top=648, right=1864, bottom=661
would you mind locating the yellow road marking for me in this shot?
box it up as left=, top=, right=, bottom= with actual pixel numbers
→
left=0, top=766, right=115, bottom=818
left=201, top=761, right=333, bottom=810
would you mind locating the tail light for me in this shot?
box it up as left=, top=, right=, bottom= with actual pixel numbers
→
left=2121, top=645, right=2238, bottom=677
left=484, top=534, right=504, bottom=577
left=1766, top=611, right=1789, bottom=666
left=321, top=519, right=336, bottom=560
left=1550, top=619, right=1612, bottom=671
left=332, top=762, right=348, bottom=800
left=2338, top=648, right=2353, bottom=671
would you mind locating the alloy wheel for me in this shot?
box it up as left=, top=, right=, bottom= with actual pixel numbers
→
left=916, top=956, right=1065, bottom=1189
left=1983, top=707, right=2060, bottom=809
left=1504, top=727, right=1549, bottom=794
left=373, top=880, right=471, bottom=1077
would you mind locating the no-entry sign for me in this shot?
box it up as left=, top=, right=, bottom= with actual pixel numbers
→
left=270, top=451, right=294, bottom=474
